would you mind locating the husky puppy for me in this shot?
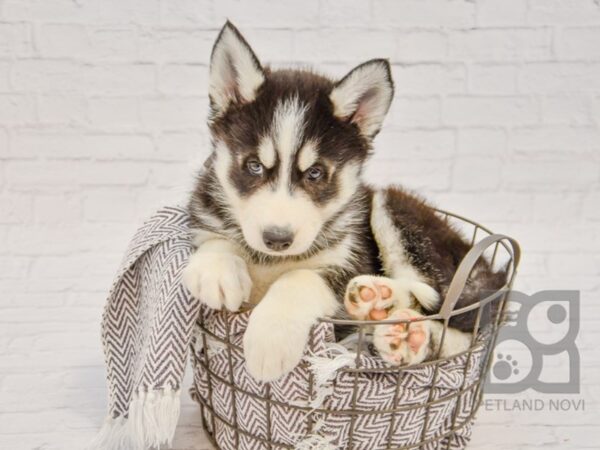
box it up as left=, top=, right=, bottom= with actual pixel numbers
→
left=183, top=22, right=505, bottom=381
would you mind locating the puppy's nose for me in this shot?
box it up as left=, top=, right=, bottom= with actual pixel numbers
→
left=262, top=227, right=294, bottom=251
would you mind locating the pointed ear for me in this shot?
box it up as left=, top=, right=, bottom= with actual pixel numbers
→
left=329, top=59, right=394, bottom=138
left=209, top=21, right=265, bottom=114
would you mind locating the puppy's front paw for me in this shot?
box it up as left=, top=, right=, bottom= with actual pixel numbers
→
left=243, top=308, right=308, bottom=382
left=373, top=309, right=432, bottom=366
left=183, top=251, right=252, bottom=311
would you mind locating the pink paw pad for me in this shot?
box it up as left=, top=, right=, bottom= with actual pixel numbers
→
left=344, top=276, right=396, bottom=321
left=374, top=309, right=431, bottom=366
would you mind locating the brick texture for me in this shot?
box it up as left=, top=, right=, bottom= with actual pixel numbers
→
left=0, top=1, right=598, bottom=449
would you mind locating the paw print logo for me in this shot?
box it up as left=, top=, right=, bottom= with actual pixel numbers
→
left=486, top=290, right=580, bottom=394
left=493, top=353, right=519, bottom=380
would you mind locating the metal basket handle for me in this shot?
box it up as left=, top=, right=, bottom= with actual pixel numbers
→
left=439, top=234, right=521, bottom=320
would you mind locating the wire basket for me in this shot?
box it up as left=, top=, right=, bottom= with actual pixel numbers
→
left=190, top=210, right=520, bottom=450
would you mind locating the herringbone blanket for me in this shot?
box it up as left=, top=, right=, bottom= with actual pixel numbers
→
left=92, top=206, right=487, bottom=450
left=91, top=206, right=199, bottom=449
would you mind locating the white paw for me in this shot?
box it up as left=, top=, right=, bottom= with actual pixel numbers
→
left=344, top=275, right=411, bottom=321
left=373, top=309, right=432, bottom=366
left=243, top=305, right=309, bottom=382
left=182, top=251, right=252, bottom=312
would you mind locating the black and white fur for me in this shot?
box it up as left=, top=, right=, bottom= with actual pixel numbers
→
left=183, top=22, right=505, bottom=381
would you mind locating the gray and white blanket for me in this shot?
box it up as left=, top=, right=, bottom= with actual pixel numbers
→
left=91, top=206, right=487, bottom=450
left=91, top=206, right=199, bottom=450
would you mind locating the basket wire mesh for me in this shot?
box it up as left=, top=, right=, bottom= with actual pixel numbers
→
left=191, top=210, right=521, bottom=450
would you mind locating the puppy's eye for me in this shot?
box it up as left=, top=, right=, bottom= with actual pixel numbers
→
left=305, top=165, right=324, bottom=181
left=246, top=159, right=264, bottom=176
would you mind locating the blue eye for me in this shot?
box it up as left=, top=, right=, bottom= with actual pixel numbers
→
left=306, top=165, right=324, bottom=181
left=246, top=159, right=264, bottom=176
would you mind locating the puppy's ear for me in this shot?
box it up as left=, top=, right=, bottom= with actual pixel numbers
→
left=209, top=21, right=265, bottom=114
left=329, top=59, right=394, bottom=138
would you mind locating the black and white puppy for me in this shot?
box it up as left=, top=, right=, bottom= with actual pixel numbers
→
left=183, top=22, right=505, bottom=381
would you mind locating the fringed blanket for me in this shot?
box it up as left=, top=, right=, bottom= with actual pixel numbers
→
left=91, top=206, right=199, bottom=449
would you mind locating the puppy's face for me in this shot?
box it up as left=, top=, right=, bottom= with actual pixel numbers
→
left=207, top=22, right=394, bottom=257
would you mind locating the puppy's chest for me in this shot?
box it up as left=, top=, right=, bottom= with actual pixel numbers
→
left=246, top=263, right=298, bottom=303
left=245, top=238, right=358, bottom=303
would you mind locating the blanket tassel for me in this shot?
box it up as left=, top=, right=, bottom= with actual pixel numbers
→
left=88, top=386, right=180, bottom=450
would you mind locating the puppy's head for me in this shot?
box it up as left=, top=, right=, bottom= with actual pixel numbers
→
left=207, top=22, right=394, bottom=257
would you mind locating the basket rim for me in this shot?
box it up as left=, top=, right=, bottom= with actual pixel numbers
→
left=194, top=313, right=493, bottom=374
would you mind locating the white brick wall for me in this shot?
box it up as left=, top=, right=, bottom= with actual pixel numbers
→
left=0, top=1, right=598, bottom=448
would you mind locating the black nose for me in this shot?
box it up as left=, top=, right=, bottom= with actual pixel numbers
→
left=262, top=227, right=294, bottom=251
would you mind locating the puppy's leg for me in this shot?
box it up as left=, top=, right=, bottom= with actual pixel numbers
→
left=183, top=238, right=252, bottom=312
left=358, top=191, right=472, bottom=364
left=243, top=269, right=338, bottom=382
